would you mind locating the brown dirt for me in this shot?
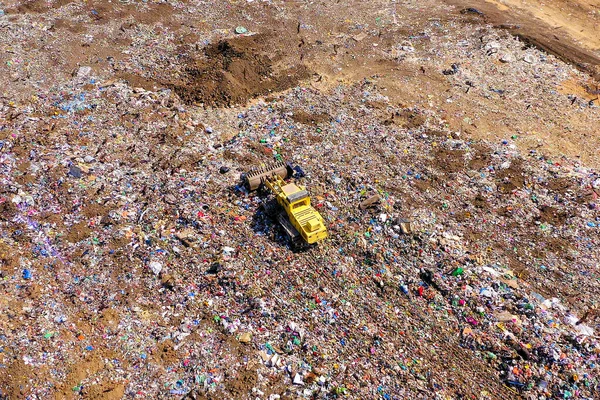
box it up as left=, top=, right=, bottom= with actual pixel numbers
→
left=99, top=308, right=120, bottom=330
left=81, top=203, right=109, bottom=219
left=558, top=77, right=600, bottom=102
left=382, top=109, right=427, bottom=129
left=10, top=0, right=177, bottom=27
left=11, top=0, right=73, bottom=14
left=546, top=177, right=576, bottom=193
left=226, top=368, right=258, bottom=398
left=0, top=200, right=17, bottom=221
left=576, top=188, right=600, bottom=204
left=82, top=382, right=125, bottom=400
left=41, top=211, right=65, bottom=227
left=154, top=339, right=180, bottom=366
left=14, top=171, right=37, bottom=185
left=54, top=355, right=105, bottom=400
left=11, top=223, right=30, bottom=243
left=468, top=144, right=494, bottom=171
left=495, top=161, right=526, bottom=192
left=434, top=148, right=466, bottom=174
left=64, top=221, right=92, bottom=243
left=114, top=72, right=162, bottom=92
left=223, top=148, right=259, bottom=164
left=291, top=110, right=332, bottom=125
left=413, top=179, right=433, bottom=193
left=170, top=34, right=310, bottom=107
left=453, top=210, right=473, bottom=222
left=472, top=194, right=488, bottom=208
left=0, top=359, right=38, bottom=398
left=545, top=236, right=573, bottom=254
left=24, top=283, right=42, bottom=300
left=0, top=242, right=18, bottom=270
left=536, top=205, right=569, bottom=226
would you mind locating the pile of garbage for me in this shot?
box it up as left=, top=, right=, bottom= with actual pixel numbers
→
left=0, top=0, right=599, bottom=399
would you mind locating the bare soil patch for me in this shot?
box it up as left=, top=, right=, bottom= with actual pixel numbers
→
left=170, top=34, right=310, bottom=107
left=495, top=160, right=526, bottom=192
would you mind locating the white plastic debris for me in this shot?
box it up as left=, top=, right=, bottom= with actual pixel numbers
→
left=149, top=261, right=162, bottom=275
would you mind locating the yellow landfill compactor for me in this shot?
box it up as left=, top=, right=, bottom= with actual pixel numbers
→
left=243, top=161, right=328, bottom=246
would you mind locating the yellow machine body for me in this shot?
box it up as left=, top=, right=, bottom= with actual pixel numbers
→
left=263, top=175, right=328, bottom=244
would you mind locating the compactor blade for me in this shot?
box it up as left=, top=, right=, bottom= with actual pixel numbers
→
left=243, top=160, right=291, bottom=190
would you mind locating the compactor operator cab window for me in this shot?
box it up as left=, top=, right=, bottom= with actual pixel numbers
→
left=292, top=199, right=308, bottom=209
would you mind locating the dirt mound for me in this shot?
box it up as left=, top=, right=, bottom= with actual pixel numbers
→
left=64, top=221, right=92, bottom=243
left=154, top=340, right=180, bottom=365
left=495, top=160, right=526, bottom=192
left=537, top=205, right=569, bottom=226
left=171, top=34, right=309, bottom=107
left=291, top=110, right=332, bottom=125
left=434, top=148, right=466, bottom=174
left=382, top=109, right=427, bottom=129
